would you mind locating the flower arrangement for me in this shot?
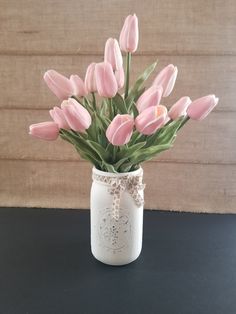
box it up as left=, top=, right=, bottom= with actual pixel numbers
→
left=29, top=14, right=219, bottom=173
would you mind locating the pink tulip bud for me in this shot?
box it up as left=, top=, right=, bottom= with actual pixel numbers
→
left=104, top=38, right=123, bottom=70
left=136, top=85, right=163, bottom=113
left=95, top=62, right=118, bottom=98
left=187, top=94, right=219, bottom=120
left=84, top=63, right=97, bottom=93
left=43, top=70, right=73, bottom=100
left=49, top=106, right=70, bottom=129
left=115, top=67, right=125, bottom=89
left=106, top=114, right=134, bottom=146
left=70, top=75, right=88, bottom=97
left=61, top=98, right=92, bottom=132
left=29, top=121, right=59, bottom=141
left=168, top=96, right=192, bottom=120
left=135, top=105, right=167, bottom=135
left=153, top=64, right=178, bottom=97
left=119, top=14, right=139, bottom=53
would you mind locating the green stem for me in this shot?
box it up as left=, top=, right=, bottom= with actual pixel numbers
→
left=91, top=92, right=97, bottom=111
left=125, top=52, right=131, bottom=99
left=83, top=96, right=93, bottom=112
left=108, top=98, right=114, bottom=120
left=134, top=133, right=146, bottom=144
left=112, top=145, right=117, bottom=163
left=178, top=116, right=190, bottom=131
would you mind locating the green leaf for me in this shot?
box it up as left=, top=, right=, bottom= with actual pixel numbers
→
left=100, top=100, right=108, bottom=117
left=154, top=117, right=185, bottom=145
left=145, top=117, right=185, bottom=147
left=86, top=113, right=98, bottom=141
left=128, top=100, right=139, bottom=117
left=129, top=144, right=171, bottom=164
left=95, top=111, right=110, bottom=131
left=87, top=140, right=110, bottom=161
left=82, top=97, right=93, bottom=114
left=129, top=130, right=141, bottom=144
left=74, top=146, right=100, bottom=167
left=116, top=142, right=146, bottom=160
left=60, top=129, right=102, bottom=163
left=98, top=131, right=108, bottom=148
left=132, top=87, right=146, bottom=103
left=113, top=156, right=130, bottom=170
left=101, top=161, right=118, bottom=173
left=127, top=87, right=146, bottom=113
left=112, top=93, right=127, bottom=114
left=126, top=61, right=157, bottom=104
left=119, top=162, right=133, bottom=173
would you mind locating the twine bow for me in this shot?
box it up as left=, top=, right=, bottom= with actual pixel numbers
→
left=93, top=172, right=145, bottom=221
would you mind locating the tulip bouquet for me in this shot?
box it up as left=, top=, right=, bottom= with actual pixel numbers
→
left=29, top=14, right=219, bottom=173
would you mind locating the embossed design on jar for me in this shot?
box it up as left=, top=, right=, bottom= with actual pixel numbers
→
left=98, top=208, right=132, bottom=253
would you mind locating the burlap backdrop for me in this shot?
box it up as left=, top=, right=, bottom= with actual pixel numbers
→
left=0, top=0, right=235, bottom=212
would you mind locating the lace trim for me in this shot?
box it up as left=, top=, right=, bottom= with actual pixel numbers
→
left=92, top=172, right=145, bottom=220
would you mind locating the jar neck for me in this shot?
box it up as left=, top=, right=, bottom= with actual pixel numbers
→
left=92, top=166, right=143, bottom=179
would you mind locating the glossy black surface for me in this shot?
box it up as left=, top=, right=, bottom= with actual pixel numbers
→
left=0, top=208, right=236, bottom=314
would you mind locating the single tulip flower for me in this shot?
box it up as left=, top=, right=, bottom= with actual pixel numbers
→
left=61, top=98, right=92, bottom=132
left=106, top=114, right=134, bottom=146
left=84, top=63, right=97, bottom=93
left=187, top=94, right=219, bottom=120
left=44, top=70, right=73, bottom=100
left=135, top=105, right=167, bottom=135
left=119, top=14, right=139, bottom=53
left=115, top=67, right=125, bottom=89
left=168, top=96, right=192, bottom=120
left=136, top=85, right=163, bottom=113
left=70, top=75, right=88, bottom=97
left=95, top=62, right=118, bottom=98
left=49, top=106, right=70, bottom=129
left=104, top=38, right=123, bottom=70
left=152, top=64, right=178, bottom=97
left=29, top=121, right=59, bottom=141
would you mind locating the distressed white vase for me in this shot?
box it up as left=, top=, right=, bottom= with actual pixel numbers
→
left=90, top=167, right=145, bottom=266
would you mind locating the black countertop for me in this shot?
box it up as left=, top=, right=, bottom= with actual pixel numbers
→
left=0, top=208, right=236, bottom=314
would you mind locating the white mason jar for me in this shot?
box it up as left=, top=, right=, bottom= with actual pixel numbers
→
left=90, top=167, right=145, bottom=266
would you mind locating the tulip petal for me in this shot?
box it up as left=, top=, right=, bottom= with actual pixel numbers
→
left=44, top=70, right=73, bottom=100
left=61, top=98, right=91, bottom=132
left=106, top=114, right=134, bottom=146
left=29, top=121, right=59, bottom=141
left=187, top=95, right=219, bottom=120
left=168, top=96, right=192, bottom=120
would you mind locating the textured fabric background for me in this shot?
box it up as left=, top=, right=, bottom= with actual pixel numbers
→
left=0, top=0, right=235, bottom=212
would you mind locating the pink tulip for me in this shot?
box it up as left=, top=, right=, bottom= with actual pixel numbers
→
left=135, top=105, right=167, bottom=135
left=136, top=85, right=163, bottom=113
left=115, top=67, right=125, bottom=89
left=44, top=70, right=73, bottom=100
left=106, top=114, right=134, bottom=146
left=49, top=106, right=70, bottom=129
left=84, top=63, right=97, bottom=93
left=168, top=96, right=192, bottom=120
left=95, top=62, right=118, bottom=98
left=29, top=121, right=59, bottom=141
left=70, top=75, right=88, bottom=97
left=119, top=14, right=139, bottom=53
left=152, top=64, right=178, bottom=97
left=187, top=94, right=219, bottom=120
left=61, top=98, right=92, bottom=132
left=104, top=38, right=123, bottom=70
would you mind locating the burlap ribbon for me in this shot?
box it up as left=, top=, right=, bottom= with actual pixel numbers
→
left=92, top=171, right=145, bottom=220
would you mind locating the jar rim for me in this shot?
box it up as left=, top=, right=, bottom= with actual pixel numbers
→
left=92, top=166, right=143, bottom=178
